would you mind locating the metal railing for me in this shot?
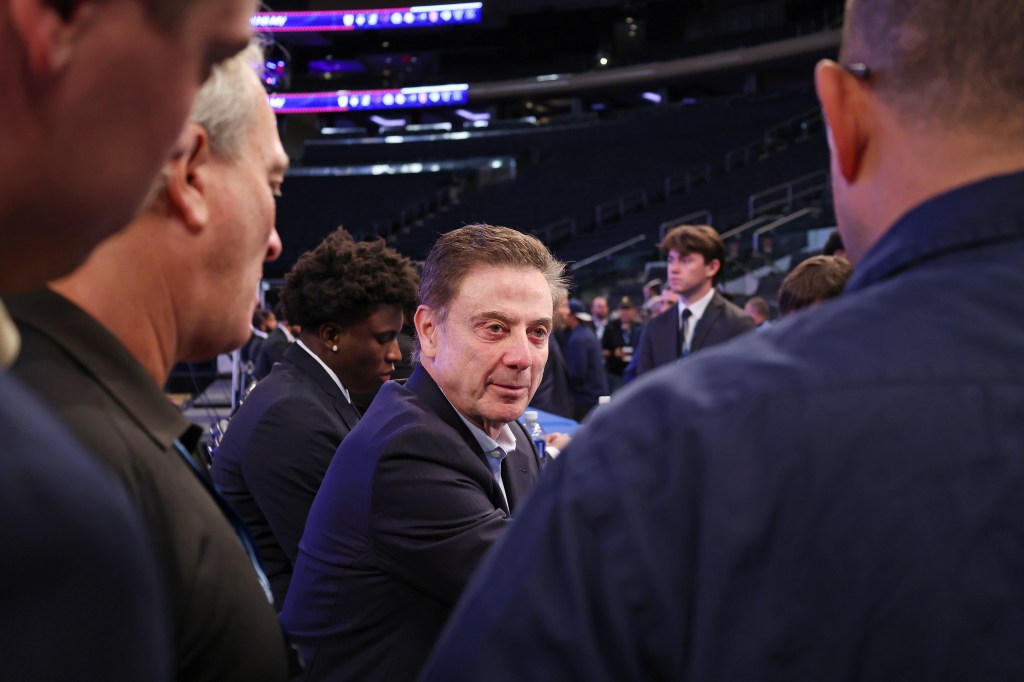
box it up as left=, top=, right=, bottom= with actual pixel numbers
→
left=748, top=169, right=828, bottom=219
left=595, top=189, right=649, bottom=226
left=534, top=217, right=576, bottom=244
left=751, top=206, right=822, bottom=251
left=570, top=234, right=647, bottom=272
left=659, top=210, right=713, bottom=240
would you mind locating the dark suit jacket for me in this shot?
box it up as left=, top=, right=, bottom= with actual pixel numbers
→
left=635, top=291, right=754, bottom=376
left=211, top=342, right=361, bottom=608
left=254, top=327, right=291, bottom=380
left=281, top=365, right=542, bottom=682
left=602, top=318, right=643, bottom=376
left=530, top=335, right=574, bottom=419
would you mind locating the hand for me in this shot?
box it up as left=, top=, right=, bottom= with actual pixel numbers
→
left=546, top=432, right=571, bottom=453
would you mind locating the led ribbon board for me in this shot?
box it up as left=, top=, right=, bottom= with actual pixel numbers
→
left=251, top=3, right=482, bottom=32
left=269, top=84, right=470, bottom=114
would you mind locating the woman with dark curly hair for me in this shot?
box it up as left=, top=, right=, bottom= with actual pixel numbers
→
left=210, top=227, right=419, bottom=609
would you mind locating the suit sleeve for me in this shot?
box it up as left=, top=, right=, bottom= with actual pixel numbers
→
left=369, top=430, right=510, bottom=608
left=419, top=414, right=673, bottom=682
left=241, top=396, right=345, bottom=564
left=635, top=318, right=657, bottom=376
left=565, top=333, right=588, bottom=382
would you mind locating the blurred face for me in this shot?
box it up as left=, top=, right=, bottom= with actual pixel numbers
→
left=418, top=265, right=553, bottom=439
left=591, top=297, right=609, bottom=320
left=667, top=249, right=718, bottom=302
left=194, top=76, right=286, bottom=356
left=2, top=0, right=257, bottom=291
left=328, top=304, right=405, bottom=393
left=619, top=306, right=636, bottom=325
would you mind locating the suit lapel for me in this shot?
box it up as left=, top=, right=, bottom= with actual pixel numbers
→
left=691, top=293, right=723, bottom=351
left=406, top=366, right=510, bottom=514
left=501, top=421, right=540, bottom=514
left=285, top=343, right=361, bottom=431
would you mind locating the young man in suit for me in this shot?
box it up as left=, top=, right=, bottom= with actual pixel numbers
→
left=635, top=224, right=754, bottom=376
left=282, top=224, right=567, bottom=681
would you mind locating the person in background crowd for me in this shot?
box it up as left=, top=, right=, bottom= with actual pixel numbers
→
left=0, top=1, right=257, bottom=679
left=212, top=227, right=419, bottom=609
left=744, top=295, right=772, bottom=328
left=10, top=42, right=296, bottom=682
left=635, top=225, right=754, bottom=376
left=590, top=295, right=609, bottom=341
left=564, top=299, right=610, bottom=420
left=282, top=224, right=564, bottom=681
left=778, top=255, right=852, bottom=316
left=422, top=0, right=1024, bottom=678
left=601, top=296, right=642, bottom=392
left=255, top=300, right=298, bottom=379
left=822, top=228, right=847, bottom=258
left=242, top=307, right=277, bottom=368
left=531, top=293, right=575, bottom=420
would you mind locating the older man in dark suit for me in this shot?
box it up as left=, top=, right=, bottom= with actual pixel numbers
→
left=635, top=224, right=754, bottom=376
left=282, top=224, right=567, bottom=681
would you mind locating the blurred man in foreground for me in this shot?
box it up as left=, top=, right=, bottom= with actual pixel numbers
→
left=423, top=0, right=1024, bottom=679
left=0, top=1, right=257, bottom=679
left=10, top=42, right=294, bottom=682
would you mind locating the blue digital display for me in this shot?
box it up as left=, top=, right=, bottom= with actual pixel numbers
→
left=269, top=84, right=470, bottom=114
left=251, top=3, right=482, bottom=33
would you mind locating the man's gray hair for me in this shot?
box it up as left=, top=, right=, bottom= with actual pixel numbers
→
left=144, top=41, right=266, bottom=205
left=190, top=41, right=267, bottom=161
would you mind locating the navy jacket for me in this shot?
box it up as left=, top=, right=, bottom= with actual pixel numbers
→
left=422, top=170, right=1024, bottom=681
left=0, top=371, right=172, bottom=681
left=531, top=331, right=575, bottom=419
left=282, top=365, right=542, bottom=681
left=211, top=342, right=361, bottom=609
left=634, top=290, right=753, bottom=376
left=565, top=324, right=609, bottom=420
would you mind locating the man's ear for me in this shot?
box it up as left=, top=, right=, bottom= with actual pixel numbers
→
left=414, top=305, right=439, bottom=360
left=705, top=257, right=721, bottom=279
left=815, top=59, right=870, bottom=184
left=165, top=123, right=211, bottom=232
left=9, top=0, right=98, bottom=74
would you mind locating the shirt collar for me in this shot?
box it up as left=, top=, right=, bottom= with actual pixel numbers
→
left=295, top=339, right=351, bottom=404
left=849, top=169, right=1024, bottom=293
left=437, top=384, right=517, bottom=458
left=678, top=286, right=715, bottom=320
left=455, top=410, right=517, bottom=461
left=0, top=299, right=20, bottom=369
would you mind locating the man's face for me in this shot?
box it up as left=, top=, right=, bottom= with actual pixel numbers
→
left=619, top=306, right=636, bottom=325
left=591, top=297, right=609, bottom=320
left=419, top=265, right=553, bottom=439
left=328, top=304, right=405, bottom=393
left=667, top=249, right=718, bottom=301
left=2, top=0, right=257, bottom=291
left=193, top=76, right=286, bottom=357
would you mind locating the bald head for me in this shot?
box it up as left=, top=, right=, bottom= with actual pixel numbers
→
left=841, top=0, right=1024, bottom=137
